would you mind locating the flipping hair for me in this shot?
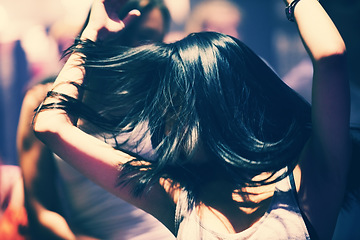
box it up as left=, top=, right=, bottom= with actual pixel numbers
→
left=40, top=32, right=312, bottom=199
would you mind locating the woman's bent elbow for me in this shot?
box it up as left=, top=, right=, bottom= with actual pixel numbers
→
left=32, top=111, right=69, bottom=141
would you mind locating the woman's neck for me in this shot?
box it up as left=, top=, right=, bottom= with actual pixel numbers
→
left=196, top=178, right=276, bottom=234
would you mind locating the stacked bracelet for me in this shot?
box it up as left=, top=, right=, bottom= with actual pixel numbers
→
left=285, top=0, right=301, bottom=22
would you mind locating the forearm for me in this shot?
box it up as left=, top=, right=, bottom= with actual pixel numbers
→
left=27, top=208, right=76, bottom=240
left=288, top=1, right=350, bottom=239
left=49, top=25, right=98, bottom=98
left=32, top=52, right=87, bottom=138
left=33, top=9, right=108, bottom=134
left=289, top=0, right=345, bottom=61
left=24, top=171, right=76, bottom=240
left=21, top=150, right=76, bottom=240
left=33, top=0, right=138, bottom=133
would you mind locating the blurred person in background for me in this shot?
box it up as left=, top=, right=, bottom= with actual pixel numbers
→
left=184, top=0, right=241, bottom=39
left=0, top=30, right=30, bottom=240
left=0, top=39, right=30, bottom=166
left=164, top=0, right=241, bottom=43
left=0, top=0, right=86, bottom=168
left=17, top=0, right=173, bottom=239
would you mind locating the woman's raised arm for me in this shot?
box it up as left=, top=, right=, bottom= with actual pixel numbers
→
left=286, top=0, right=351, bottom=239
left=32, top=0, right=176, bottom=233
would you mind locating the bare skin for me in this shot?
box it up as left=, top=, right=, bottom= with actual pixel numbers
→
left=18, top=83, right=100, bottom=239
left=33, top=0, right=350, bottom=239
left=17, top=2, right=169, bottom=239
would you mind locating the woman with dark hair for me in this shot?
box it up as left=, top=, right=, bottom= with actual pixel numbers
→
left=32, top=0, right=350, bottom=239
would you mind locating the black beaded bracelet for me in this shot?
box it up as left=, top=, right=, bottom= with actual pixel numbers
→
left=285, top=0, right=301, bottom=22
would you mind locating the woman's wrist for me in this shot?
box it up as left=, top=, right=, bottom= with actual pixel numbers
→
left=285, top=0, right=320, bottom=22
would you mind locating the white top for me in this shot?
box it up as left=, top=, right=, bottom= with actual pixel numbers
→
left=54, top=122, right=174, bottom=239
left=175, top=174, right=311, bottom=240
left=54, top=156, right=174, bottom=240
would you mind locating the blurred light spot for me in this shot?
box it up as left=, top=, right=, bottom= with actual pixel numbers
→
left=0, top=5, right=8, bottom=33
left=164, top=0, right=190, bottom=24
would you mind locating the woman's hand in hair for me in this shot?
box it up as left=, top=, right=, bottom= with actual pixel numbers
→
left=81, top=0, right=141, bottom=42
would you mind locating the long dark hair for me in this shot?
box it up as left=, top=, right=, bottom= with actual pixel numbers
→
left=40, top=32, right=312, bottom=199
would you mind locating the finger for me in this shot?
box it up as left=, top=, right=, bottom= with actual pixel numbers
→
left=122, top=9, right=141, bottom=26
left=105, top=9, right=140, bottom=34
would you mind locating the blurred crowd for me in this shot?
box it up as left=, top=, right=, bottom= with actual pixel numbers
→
left=0, top=0, right=359, bottom=239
